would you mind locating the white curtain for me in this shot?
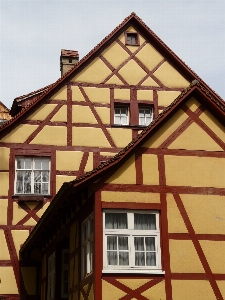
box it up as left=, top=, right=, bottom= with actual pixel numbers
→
left=105, top=213, right=127, bottom=229
left=134, top=214, right=156, bottom=230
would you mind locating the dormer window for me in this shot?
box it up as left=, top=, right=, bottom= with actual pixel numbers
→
left=125, top=32, right=139, bottom=46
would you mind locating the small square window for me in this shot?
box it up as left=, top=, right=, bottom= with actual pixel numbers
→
left=125, top=32, right=139, bottom=46
left=114, top=106, right=129, bottom=125
left=139, top=107, right=153, bottom=126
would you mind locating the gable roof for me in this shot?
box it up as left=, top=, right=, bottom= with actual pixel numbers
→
left=1, top=12, right=224, bottom=136
left=20, top=80, right=225, bottom=253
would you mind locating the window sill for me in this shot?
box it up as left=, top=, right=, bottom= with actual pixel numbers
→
left=13, top=195, right=51, bottom=201
left=102, top=269, right=165, bottom=275
left=111, top=124, right=149, bottom=129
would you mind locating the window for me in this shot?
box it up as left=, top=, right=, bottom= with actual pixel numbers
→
left=61, top=249, right=69, bottom=298
left=139, top=107, right=153, bottom=126
left=15, top=157, right=50, bottom=195
left=82, top=214, right=93, bottom=278
left=103, top=210, right=161, bottom=273
left=125, top=32, right=139, bottom=46
left=114, top=106, right=129, bottom=125
left=47, top=252, right=55, bottom=300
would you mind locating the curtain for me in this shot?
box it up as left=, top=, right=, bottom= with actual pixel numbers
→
left=134, top=214, right=156, bottom=230
left=107, top=236, right=129, bottom=265
left=105, top=213, right=127, bottom=229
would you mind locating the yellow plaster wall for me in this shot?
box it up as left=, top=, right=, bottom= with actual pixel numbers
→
left=72, top=127, right=111, bottom=147
left=141, top=280, right=166, bottom=300
left=157, top=91, right=181, bottom=107
left=83, top=87, right=110, bottom=104
left=200, top=241, right=225, bottom=273
left=185, top=97, right=200, bottom=111
left=36, top=202, right=50, bottom=218
left=118, top=59, right=147, bottom=85
left=107, top=128, right=132, bottom=148
left=137, top=89, right=153, bottom=101
left=95, top=107, right=110, bottom=124
left=0, top=147, right=10, bottom=170
left=0, top=172, right=9, bottom=196
left=168, top=122, right=223, bottom=151
left=217, top=281, right=225, bottom=298
left=56, top=150, right=83, bottom=171
left=169, top=240, right=204, bottom=273
left=101, top=191, right=160, bottom=203
left=72, top=58, right=111, bottom=84
left=200, top=110, right=225, bottom=143
left=165, top=155, right=225, bottom=188
left=114, top=89, right=130, bottom=100
left=153, top=62, right=190, bottom=88
left=100, top=151, right=117, bottom=157
left=181, top=194, right=225, bottom=234
left=141, top=77, right=159, bottom=87
left=0, top=230, right=10, bottom=259
left=102, top=41, right=130, bottom=69
left=102, top=280, right=126, bottom=299
left=56, top=175, right=76, bottom=192
left=12, top=203, right=27, bottom=225
left=171, top=280, right=216, bottom=300
left=84, top=152, right=93, bottom=172
left=71, top=86, right=85, bottom=102
left=0, top=267, right=18, bottom=294
left=0, top=199, right=8, bottom=224
left=50, top=105, right=67, bottom=122
left=27, top=104, right=57, bottom=121
left=135, top=43, right=164, bottom=71
left=106, top=75, right=124, bottom=85
left=167, top=194, right=187, bottom=233
left=11, top=230, right=29, bottom=257
left=72, top=105, right=97, bottom=124
left=23, top=217, right=37, bottom=226
left=21, top=267, right=36, bottom=295
left=0, top=124, right=38, bottom=143
left=142, top=109, right=188, bottom=148
left=30, top=126, right=67, bottom=146
left=50, top=86, right=67, bottom=100
left=105, top=155, right=136, bottom=184
left=142, top=154, right=159, bottom=185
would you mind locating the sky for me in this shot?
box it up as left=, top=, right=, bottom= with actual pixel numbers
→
left=0, top=0, right=225, bottom=109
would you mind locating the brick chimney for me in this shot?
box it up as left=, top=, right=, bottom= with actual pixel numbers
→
left=60, top=49, right=79, bottom=77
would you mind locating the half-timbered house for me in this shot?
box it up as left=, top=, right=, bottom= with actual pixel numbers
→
left=21, top=81, right=225, bottom=300
left=0, top=13, right=224, bottom=299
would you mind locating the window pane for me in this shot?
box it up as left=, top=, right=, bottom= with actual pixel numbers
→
left=34, top=158, right=41, bottom=170
left=42, top=183, right=49, bottom=194
left=119, top=252, right=129, bottom=265
left=42, top=171, right=49, bottom=182
left=23, top=171, right=31, bottom=193
left=107, top=251, right=117, bottom=265
left=42, top=158, right=50, bottom=170
left=17, top=158, right=24, bottom=169
left=34, top=183, right=41, bottom=194
left=134, top=237, right=144, bottom=251
left=146, top=252, right=156, bottom=266
left=118, top=237, right=128, bottom=250
left=135, top=252, right=145, bottom=266
left=105, top=213, right=127, bottom=229
left=146, top=237, right=155, bottom=251
left=107, top=236, right=117, bottom=250
left=24, top=158, right=32, bottom=169
left=134, top=214, right=156, bottom=230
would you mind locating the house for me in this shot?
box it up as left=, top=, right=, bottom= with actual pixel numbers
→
left=0, top=12, right=224, bottom=299
left=20, top=81, right=225, bottom=300
left=0, top=102, right=11, bottom=125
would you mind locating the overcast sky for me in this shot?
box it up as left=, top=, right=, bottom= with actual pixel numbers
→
left=1, top=0, right=225, bottom=109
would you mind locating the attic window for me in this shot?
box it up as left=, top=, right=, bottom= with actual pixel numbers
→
left=68, top=58, right=72, bottom=63
left=125, top=32, right=139, bottom=46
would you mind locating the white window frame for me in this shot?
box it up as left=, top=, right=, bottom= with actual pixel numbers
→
left=114, top=106, right=129, bottom=125
left=103, top=210, right=163, bottom=274
left=47, top=252, right=55, bottom=300
left=61, top=249, right=69, bottom=298
left=14, top=156, right=50, bottom=195
left=81, top=214, right=94, bottom=278
left=139, top=107, right=153, bottom=126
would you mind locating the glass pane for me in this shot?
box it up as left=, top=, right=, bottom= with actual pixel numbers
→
left=17, top=158, right=24, bottom=169
left=121, top=116, right=127, bottom=125
left=114, top=116, right=121, bottom=124
left=34, top=183, right=41, bottom=194
left=23, top=171, right=31, bottom=193
left=146, top=252, right=156, bottom=266
left=24, top=158, right=32, bottom=169
left=42, top=171, right=49, bottom=182
left=105, top=213, right=127, bottom=229
left=42, top=183, right=49, bottom=194
left=119, top=252, right=129, bottom=265
left=146, top=237, right=155, bottom=251
left=134, top=214, right=156, bottom=230
left=146, top=117, right=151, bottom=125
left=34, top=158, right=41, bottom=170
left=118, top=237, right=128, bottom=250
left=34, top=171, right=41, bottom=183
left=134, top=237, right=144, bottom=251
left=42, top=158, right=50, bottom=170
left=121, top=108, right=127, bottom=115
left=115, top=108, right=120, bottom=115
left=135, top=252, right=145, bottom=266
left=107, top=251, right=117, bottom=265
left=139, top=117, right=145, bottom=126
left=107, top=236, right=117, bottom=250
left=83, top=224, right=87, bottom=240
left=16, top=171, right=24, bottom=193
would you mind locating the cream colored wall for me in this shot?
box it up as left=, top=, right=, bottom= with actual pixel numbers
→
left=102, top=191, right=160, bottom=203
left=0, top=267, right=18, bottom=294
